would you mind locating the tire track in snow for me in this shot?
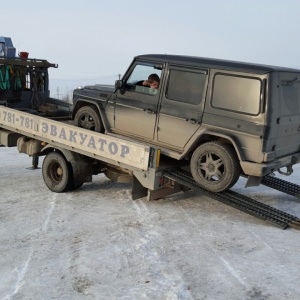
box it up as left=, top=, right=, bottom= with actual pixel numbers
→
left=2, top=249, right=34, bottom=300
left=175, top=200, right=247, bottom=288
left=3, top=193, right=57, bottom=300
left=128, top=198, right=193, bottom=299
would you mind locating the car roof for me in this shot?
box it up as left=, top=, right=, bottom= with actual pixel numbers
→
left=135, top=54, right=300, bottom=74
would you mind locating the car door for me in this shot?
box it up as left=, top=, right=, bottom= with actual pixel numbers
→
left=114, top=63, right=162, bottom=140
left=157, top=66, right=208, bottom=148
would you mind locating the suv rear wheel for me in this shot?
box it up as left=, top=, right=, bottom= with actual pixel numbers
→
left=74, top=105, right=103, bottom=132
left=190, top=141, right=240, bottom=192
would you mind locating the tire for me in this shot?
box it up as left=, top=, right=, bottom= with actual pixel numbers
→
left=68, top=179, right=84, bottom=191
left=74, top=105, right=103, bottom=132
left=190, top=141, right=240, bottom=192
left=42, top=152, right=71, bottom=193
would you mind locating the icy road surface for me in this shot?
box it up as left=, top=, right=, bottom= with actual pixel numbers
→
left=1, top=147, right=300, bottom=300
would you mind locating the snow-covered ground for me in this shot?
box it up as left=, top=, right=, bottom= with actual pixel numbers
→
left=1, top=146, right=300, bottom=300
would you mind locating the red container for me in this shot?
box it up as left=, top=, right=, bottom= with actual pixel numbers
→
left=19, top=52, right=29, bottom=59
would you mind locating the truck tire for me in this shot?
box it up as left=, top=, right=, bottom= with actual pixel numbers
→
left=190, top=141, right=240, bottom=192
left=68, top=180, right=84, bottom=191
left=74, top=105, right=103, bottom=132
left=42, top=152, right=71, bottom=193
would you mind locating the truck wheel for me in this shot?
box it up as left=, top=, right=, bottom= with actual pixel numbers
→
left=68, top=180, right=84, bottom=191
left=190, top=141, right=240, bottom=192
left=74, top=105, right=103, bottom=132
left=42, top=152, right=70, bottom=193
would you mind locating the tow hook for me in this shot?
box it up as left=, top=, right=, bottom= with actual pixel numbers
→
left=278, top=165, right=293, bottom=176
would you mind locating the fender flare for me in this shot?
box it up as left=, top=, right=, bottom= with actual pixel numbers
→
left=72, top=99, right=110, bottom=132
left=190, top=131, right=246, bottom=161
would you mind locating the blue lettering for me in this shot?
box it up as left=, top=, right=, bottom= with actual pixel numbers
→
left=87, top=136, right=96, bottom=149
left=120, top=145, right=129, bottom=157
left=50, top=125, right=57, bottom=136
left=41, top=122, right=48, bottom=134
left=98, top=138, right=107, bottom=151
left=79, top=133, right=88, bottom=145
left=108, top=142, right=118, bottom=155
left=59, top=128, right=67, bottom=140
left=69, top=130, right=77, bottom=143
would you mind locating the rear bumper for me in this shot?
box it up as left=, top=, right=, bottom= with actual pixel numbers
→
left=240, top=153, right=300, bottom=177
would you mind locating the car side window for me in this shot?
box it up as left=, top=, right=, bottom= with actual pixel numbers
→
left=212, top=74, right=261, bottom=115
left=166, top=69, right=207, bottom=104
left=125, top=64, right=162, bottom=96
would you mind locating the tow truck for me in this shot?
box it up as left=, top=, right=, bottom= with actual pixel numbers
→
left=1, top=36, right=300, bottom=229
left=1, top=105, right=300, bottom=230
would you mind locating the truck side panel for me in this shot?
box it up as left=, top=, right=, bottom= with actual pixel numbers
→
left=0, top=107, right=150, bottom=171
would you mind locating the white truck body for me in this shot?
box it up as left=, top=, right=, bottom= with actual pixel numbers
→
left=0, top=107, right=150, bottom=170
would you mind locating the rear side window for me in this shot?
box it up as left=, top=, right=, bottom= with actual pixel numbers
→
left=166, top=70, right=207, bottom=105
left=212, top=74, right=261, bottom=115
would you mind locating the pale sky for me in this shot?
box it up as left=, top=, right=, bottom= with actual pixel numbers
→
left=2, top=0, right=300, bottom=96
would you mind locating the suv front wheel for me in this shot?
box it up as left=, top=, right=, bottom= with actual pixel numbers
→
left=190, top=141, right=240, bottom=192
left=74, top=105, right=103, bottom=132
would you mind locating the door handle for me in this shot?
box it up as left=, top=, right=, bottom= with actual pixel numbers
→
left=146, top=109, right=155, bottom=114
left=188, top=118, right=197, bottom=124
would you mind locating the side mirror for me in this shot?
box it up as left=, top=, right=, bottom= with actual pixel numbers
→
left=115, top=80, right=123, bottom=90
left=115, top=79, right=126, bottom=95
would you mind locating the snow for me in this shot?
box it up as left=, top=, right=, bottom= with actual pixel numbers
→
left=1, top=146, right=300, bottom=299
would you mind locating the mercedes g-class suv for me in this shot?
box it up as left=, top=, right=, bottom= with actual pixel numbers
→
left=72, top=54, right=300, bottom=192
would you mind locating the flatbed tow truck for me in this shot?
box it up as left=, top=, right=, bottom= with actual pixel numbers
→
left=1, top=105, right=300, bottom=230
left=1, top=37, right=300, bottom=230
